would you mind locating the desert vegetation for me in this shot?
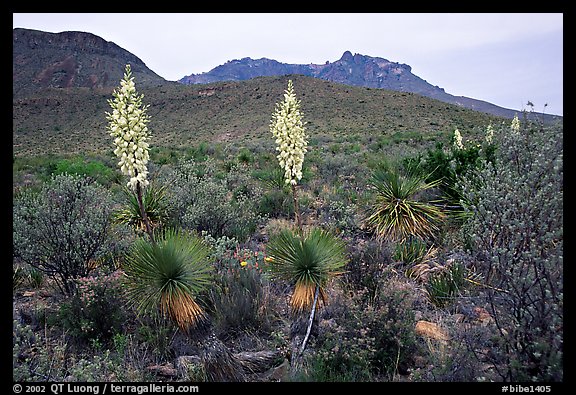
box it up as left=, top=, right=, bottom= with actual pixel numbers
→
left=13, top=67, right=563, bottom=383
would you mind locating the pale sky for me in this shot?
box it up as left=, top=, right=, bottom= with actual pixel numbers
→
left=13, top=13, right=563, bottom=115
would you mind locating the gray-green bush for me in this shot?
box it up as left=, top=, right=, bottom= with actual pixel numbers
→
left=13, top=173, right=116, bottom=295
left=165, top=158, right=262, bottom=241
left=459, top=116, right=563, bottom=381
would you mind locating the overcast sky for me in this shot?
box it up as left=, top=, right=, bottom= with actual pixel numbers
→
left=13, top=13, right=563, bottom=115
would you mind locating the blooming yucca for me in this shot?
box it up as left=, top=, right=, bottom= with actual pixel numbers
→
left=453, top=128, right=464, bottom=150
left=511, top=114, right=521, bottom=135
left=485, top=123, right=494, bottom=144
left=106, top=64, right=151, bottom=190
left=269, top=80, right=308, bottom=186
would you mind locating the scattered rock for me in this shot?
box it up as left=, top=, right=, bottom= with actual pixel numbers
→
left=473, top=307, right=493, bottom=326
left=415, top=320, right=449, bottom=341
left=146, top=363, right=177, bottom=377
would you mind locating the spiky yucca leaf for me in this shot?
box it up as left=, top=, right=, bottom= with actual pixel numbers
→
left=123, top=228, right=213, bottom=332
left=365, top=169, right=446, bottom=242
left=265, top=227, right=347, bottom=312
left=114, top=183, right=170, bottom=232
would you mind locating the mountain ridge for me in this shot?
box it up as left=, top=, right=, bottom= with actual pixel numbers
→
left=13, top=28, right=167, bottom=97
left=179, top=50, right=547, bottom=120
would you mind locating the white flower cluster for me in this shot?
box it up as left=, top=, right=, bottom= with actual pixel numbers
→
left=269, top=80, right=308, bottom=186
left=106, top=65, right=151, bottom=190
left=510, top=114, right=521, bottom=135
left=485, top=123, right=494, bottom=144
left=453, top=128, right=464, bottom=150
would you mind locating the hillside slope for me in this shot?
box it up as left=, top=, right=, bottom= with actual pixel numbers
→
left=13, top=74, right=507, bottom=157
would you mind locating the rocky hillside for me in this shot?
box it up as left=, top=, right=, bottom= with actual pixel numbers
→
left=13, top=28, right=167, bottom=97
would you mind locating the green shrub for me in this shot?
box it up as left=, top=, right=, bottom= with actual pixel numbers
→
left=343, top=238, right=392, bottom=302
left=210, top=258, right=274, bottom=338
left=13, top=173, right=116, bottom=295
left=135, top=317, right=176, bottom=361
left=393, top=237, right=429, bottom=266
left=53, top=156, right=117, bottom=186
left=57, top=270, right=127, bottom=346
left=459, top=116, right=563, bottom=381
left=165, top=158, right=262, bottom=241
left=13, top=319, right=68, bottom=381
left=309, top=275, right=418, bottom=381
left=319, top=199, right=360, bottom=236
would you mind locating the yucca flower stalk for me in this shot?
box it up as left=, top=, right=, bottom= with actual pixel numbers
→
left=453, top=128, right=464, bottom=150
left=485, top=123, right=495, bottom=144
left=510, top=114, right=521, bottom=135
left=123, top=228, right=214, bottom=333
left=106, top=64, right=154, bottom=240
left=270, top=79, right=308, bottom=230
left=365, top=168, right=446, bottom=243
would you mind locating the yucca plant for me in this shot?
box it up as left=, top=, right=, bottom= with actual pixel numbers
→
left=365, top=168, right=446, bottom=242
left=13, top=265, right=26, bottom=292
left=425, top=261, right=466, bottom=308
left=114, top=182, right=170, bottom=234
left=122, top=228, right=246, bottom=381
left=122, top=228, right=213, bottom=333
left=393, top=237, right=429, bottom=265
left=266, top=226, right=348, bottom=361
left=266, top=227, right=348, bottom=313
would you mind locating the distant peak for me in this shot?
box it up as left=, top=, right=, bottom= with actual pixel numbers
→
left=340, top=50, right=354, bottom=62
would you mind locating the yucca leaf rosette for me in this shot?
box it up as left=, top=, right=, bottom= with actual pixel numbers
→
left=265, top=227, right=347, bottom=313
left=365, top=169, right=446, bottom=242
left=123, top=228, right=214, bottom=332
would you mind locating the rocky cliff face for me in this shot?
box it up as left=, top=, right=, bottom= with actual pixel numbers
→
left=13, top=28, right=167, bottom=97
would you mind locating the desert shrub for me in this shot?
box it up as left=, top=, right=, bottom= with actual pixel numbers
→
left=309, top=274, right=419, bottom=381
left=404, top=131, right=495, bottom=205
left=254, top=165, right=294, bottom=218
left=57, top=270, right=127, bottom=346
left=209, top=243, right=278, bottom=338
left=342, top=238, right=393, bottom=301
left=13, top=319, right=68, bottom=381
left=319, top=199, right=361, bottom=237
left=135, top=317, right=177, bottom=362
left=459, top=116, right=563, bottom=381
left=368, top=276, right=419, bottom=378
left=165, top=158, right=262, bottom=241
left=302, top=326, right=374, bottom=381
left=13, top=173, right=116, bottom=295
left=211, top=262, right=271, bottom=338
